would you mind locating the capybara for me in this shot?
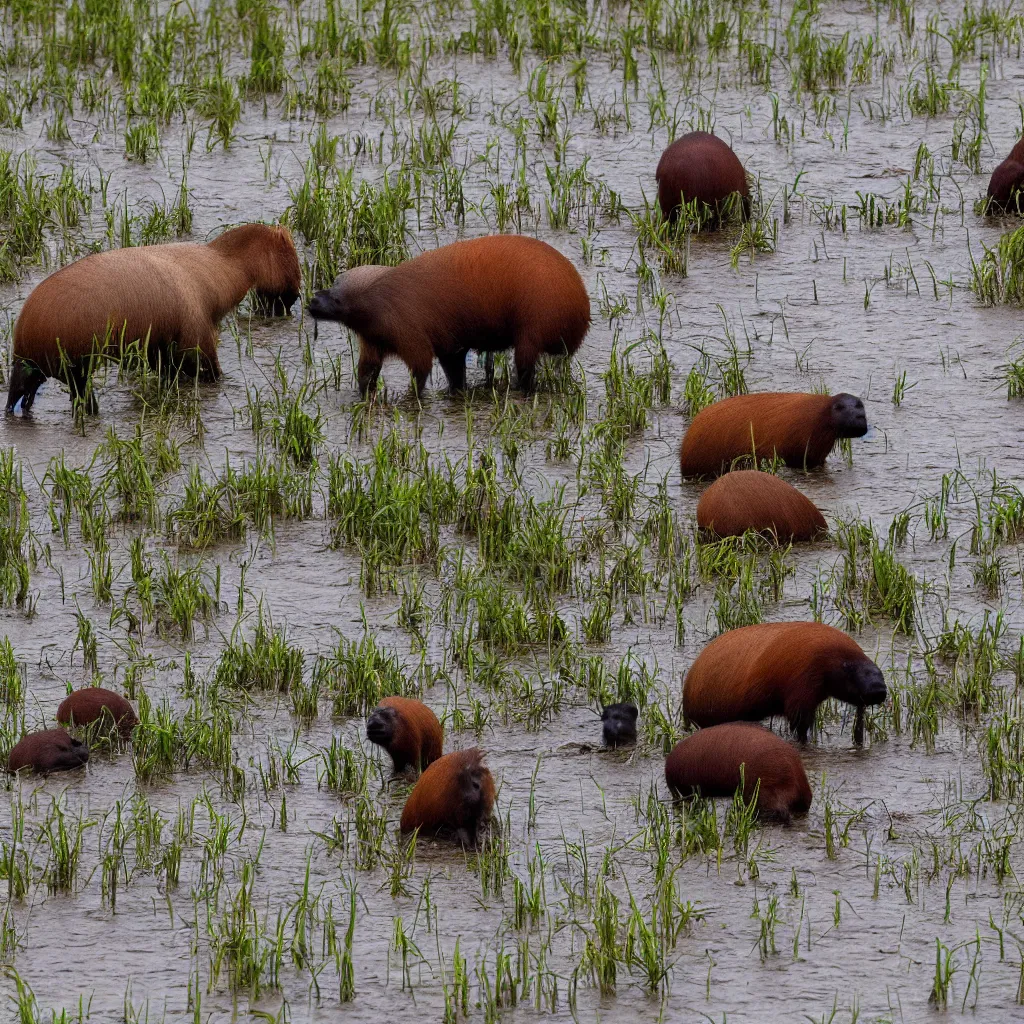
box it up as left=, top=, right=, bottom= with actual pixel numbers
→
left=683, top=622, right=887, bottom=743
left=986, top=138, right=1024, bottom=213
left=366, top=696, right=443, bottom=773
left=57, top=687, right=138, bottom=738
left=665, top=723, right=812, bottom=822
left=696, top=470, right=827, bottom=541
left=400, top=747, right=495, bottom=845
left=601, top=703, right=638, bottom=747
left=656, top=131, right=750, bottom=223
left=679, top=392, right=868, bottom=478
left=7, top=223, right=301, bottom=416
left=306, top=235, right=591, bottom=395
left=6, top=729, right=89, bottom=773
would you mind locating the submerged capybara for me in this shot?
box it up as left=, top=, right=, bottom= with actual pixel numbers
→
left=366, top=696, right=443, bottom=773
left=6, top=729, right=89, bottom=773
left=665, top=723, right=812, bottom=822
left=7, top=223, right=301, bottom=416
left=601, top=703, right=638, bottom=747
left=986, top=138, right=1024, bottom=213
left=683, top=622, right=887, bottom=742
left=656, top=131, right=750, bottom=222
left=679, top=392, right=868, bottom=478
left=400, top=747, right=495, bottom=845
left=306, top=235, right=591, bottom=395
left=696, top=470, right=827, bottom=541
left=57, top=687, right=138, bottom=737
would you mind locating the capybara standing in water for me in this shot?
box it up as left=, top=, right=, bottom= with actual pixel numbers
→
left=400, top=748, right=495, bottom=845
left=7, top=223, right=301, bottom=416
left=57, top=687, right=138, bottom=738
left=683, top=622, right=887, bottom=743
left=601, top=703, right=638, bottom=747
left=656, top=131, right=750, bottom=223
left=696, top=470, right=827, bottom=541
left=665, top=723, right=812, bottom=822
left=6, top=729, right=89, bottom=773
left=679, top=392, right=868, bottom=478
left=366, top=696, right=443, bottom=773
left=306, top=235, right=591, bottom=396
left=986, top=138, right=1024, bottom=213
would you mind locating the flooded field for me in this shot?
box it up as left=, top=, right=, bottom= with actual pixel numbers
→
left=2, top=0, right=1024, bottom=1020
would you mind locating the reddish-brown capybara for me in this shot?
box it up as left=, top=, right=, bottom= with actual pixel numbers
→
left=665, top=723, right=812, bottom=822
left=57, top=687, right=138, bottom=738
left=656, top=131, right=750, bottom=223
left=986, top=138, right=1024, bottom=213
left=679, top=392, right=868, bottom=478
left=366, top=696, right=443, bottom=773
left=6, top=728, right=89, bottom=773
left=696, top=470, right=827, bottom=541
left=6, top=223, right=301, bottom=416
left=306, top=235, right=591, bottom=395
left=400, top=747, right=495, bottom=845
left=683, top=622, right=887, bottom=743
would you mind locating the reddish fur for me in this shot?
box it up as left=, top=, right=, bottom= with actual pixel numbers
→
left=57, top=687, right=138, bottom=737
left=681, top=393, right=843, bottom=477
left=987, top=157, right=1024, bottom=211
left=7, top=728, right=89, bottom=773
left=656, top=131, right=750, bottom=221
left=400, top=748, right=495, bottom=838
left=665, top=723, right=812, bottom=820
left=371, top=697, right=443, bottom=772
left=696, top=470, right=827, bottom=541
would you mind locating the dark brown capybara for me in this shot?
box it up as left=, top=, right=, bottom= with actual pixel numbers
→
left=366, top=696, right=443, bottom=773
left=400, top=747, right=495, bottom=845
left=679, top=392, right=868, bottom=478
left=306, top=235, right=591, bottom=396
left=656, top=131, right=750, bottom=223
left=665, top=723, right=812, bottom=822
left=986, top=138, right=1024, bottom=213
left=7, top=223, right=301, bottom=416
left=683, top=622, right=887, bottom=743
left=601, top=703, right=638, bottom=747
left=57, top=687, right=138, bottom=738
left=6, top=729, right=89, bottom=773
left=696, top=470, right=827, bottom=541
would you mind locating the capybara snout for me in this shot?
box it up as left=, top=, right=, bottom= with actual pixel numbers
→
left=830, top=660, right=887, bottom=707
left=7, top=728, right=89, bottom=773
left=365, top=705, right=397, bottom=746
left=601, top=703, right=638, bottom=747
left=831, top=393, right=868, bottom=437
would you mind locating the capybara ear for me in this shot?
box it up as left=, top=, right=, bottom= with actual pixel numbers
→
left=829, top=393, right=868, bottom=437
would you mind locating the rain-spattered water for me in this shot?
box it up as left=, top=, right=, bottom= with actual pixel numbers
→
left=1, top=1, right=1024, bottom=1021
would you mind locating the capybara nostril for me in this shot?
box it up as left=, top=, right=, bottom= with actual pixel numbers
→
left=7, top=728, right=90, bottom=773
left=600, top=703, right=639, bottom=748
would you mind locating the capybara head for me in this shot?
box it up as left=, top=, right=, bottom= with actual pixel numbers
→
left=824, top=657, right=887, bottom=708
left=307, top=265, right=391, bottom=325
left=987, top=160, right=1024, bottom=212
left=601, top=703, right=638, bottom=748
left=366, top=703, right=399, bottom=750
left=456, top=750, right=494, bottom=832
left=7, top=729, right=89, bottom=774
left=829, top=393, right=868, bottom=438
left=252, top=225, right=302, bottom=314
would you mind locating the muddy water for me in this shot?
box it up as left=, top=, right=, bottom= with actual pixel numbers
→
left=2, top=2, right=1024, bottom=1021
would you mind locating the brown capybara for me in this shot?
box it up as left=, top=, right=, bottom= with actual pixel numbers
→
left=306, top=235, right=591, bottom=395
left=696, top=470, right=827, bottom=541
left=6, top=729, right=89, bottom=773
left=400, top=747, right=495, bottom=845
left=366, top=696, right=443, bottom=773
left=986, top=138, right=1024, bottom=213
left=656, top=131, right=750, bottom=223
left=7, top=223, right=301, bottom=416
left=683, top=622, right=887, bottom=743
left=57, top=687, right=138, bottom=738
left=679, top=392, right=868, bottom=478
left=665, top=723, right=812, bottom=822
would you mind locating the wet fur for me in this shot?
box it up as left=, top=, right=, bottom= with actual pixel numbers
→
left=57, top=687, right=138, bottom=738
left=400, top=748, right=495, bottom=845
left=986, top=138, right=1024, bottom=212
left=7, top=728, right=89, bottom=773
left=656, top=131, right=750, bottom=222
left=696, top=470, right=827, bottom=541
left=366, top=696, right=443, bottom=773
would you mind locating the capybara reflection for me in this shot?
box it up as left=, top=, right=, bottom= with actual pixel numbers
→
left=665, top=723, right=812, bottom=822
left=366, top=696, right=443, bottom=773
left=680, top=392, right=868, bottom=478
left=986, top=138, right=1024, bottom=213
left=656, top=131, right=750, bottom=223
left=57, top=687, right=138, bottom=738
left=7, top=729, right=89, bottom=773
left=601, top=703, right=638, bottom=747
left=306, top=235, right=590, bottom=395
left=7, top=223, right=300, bottom=416
left=683, top=622, right=887, bottom=743
left=400, top=748, right=495, bottom=846
left=696, top=470, right=827, bottom=541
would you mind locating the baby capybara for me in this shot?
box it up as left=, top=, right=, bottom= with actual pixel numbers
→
left=679, top=392, right=868, bottom=478
left=57, top=687, right=138, bottom=738
left=601, top=703, right=638, bottom=747
left=7, top=729, right=89, bottom=773
left=656, top=131, right=750, bottom=222
left=696, top=470, right=827, bottom=541
left=986, top=138, right=1024, bottom=213
left=400, top=747, right=495, bottom=845
left=683, top=622, right=887, bottom=743
left=7, top=223, right=301, bottom=416
left=665, top=723, right=812, bottom=822
left=306, top=235, right=590, bottom=395
left=366, top=696, right=443, bottom=773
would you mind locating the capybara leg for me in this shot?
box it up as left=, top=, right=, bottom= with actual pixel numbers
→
left=407, top=351, right=434, bottom=397
left=197, top=332, right=222, bottom=382
left=484, top=351, right=495, bottom=387
left=5, top=358, right=42, bottom=416
left=514, top=340, right=538, bottom=392
left=357, top=344, right=383, bottom=397
left=439, top=351, right=467, bottom=392
left=67, top=364, right=98, bottom=415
